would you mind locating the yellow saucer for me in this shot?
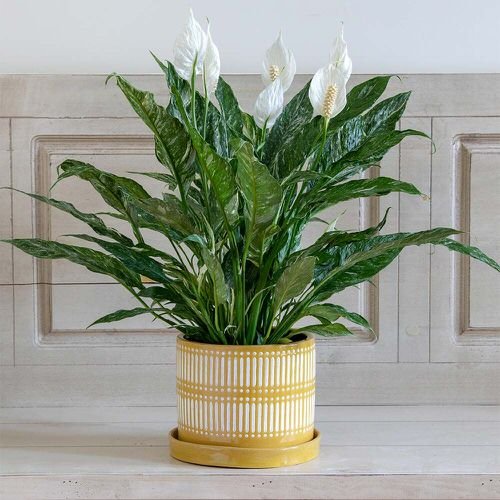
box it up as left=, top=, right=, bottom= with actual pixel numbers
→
left=169, top=428, right=320, bottom=468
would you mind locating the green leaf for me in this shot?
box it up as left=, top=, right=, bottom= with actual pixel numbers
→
left=139, top=286, right=179, bottom=302
left=5, top=239, right=143, bottom=288
left=88, top=307, right=151, bottom=328
left=269, top=116, right=323, bottom=178
left=195, top=97, right=230, bottom=158
left=364, top=92, right=411, bottom=135
left=292, top=209, right=391, bottom=266
left=171, top=85, right=237, bottom=221
left=332, top=175, right=421, bottom=200
left=312, top=228, right=461, bottom=299
left=282, top=170, right=333, bottom=187
left=152, top=56, right=230, bottom=158
left=9, top=188, right=133, bottom=246
left=299, top=323, right=353, bottom=336
left=67, top=234, right=170, bottom=284
left=260, top=223, right=281, bottom=255
left=129, top=171, right=177, bottom=189
left=437, top=238, right=500, bottom=272
left=215, top=77, right=244, bottom=136
left=263, top=81, right=313, bottom=166
left=112, top=74, right=194, bottom=197
left=131, top=195, right=198, bottom=239
left=160, top=58, right=190, bottom=96
left=306, top=304, right=371, bottom=330
left=274, top=255, right=316, bottom=308
left=241, top=112, right=259, bottom=144
left=317, top=92, right=422, bottom=182
left=235, top=141, right=282, bottom=252
left=329, top=129, right=428, bottom=184
left=314, top=251, right=401, bottom=302
left=273, top=88, right=411, bottom=181
left=56, top=159, right=151, bottom=217
left=335, top=75, right=395, bottom=123
left=172, top=303, right=201, bottom=322
left=200, top=247, right=228, bottom=304
left=197, top=138, right=237, bottom=216
left=311, top=177, right=422, bottom=215
left=155, top=58, right=191, bottom=119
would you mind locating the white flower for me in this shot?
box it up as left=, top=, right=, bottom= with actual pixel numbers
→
left=254, top=79, right=284, bottom=128
left=173, top=9, right=207, bottom=80
left=308, top=64, right=347, bottom=119
left=330, top=24, right=352, bottom=80
left=309, top=24, right=352, bottom=120
left=261, top=32, right=296, bottom=92
left=203, top=23, right=220, bottom=96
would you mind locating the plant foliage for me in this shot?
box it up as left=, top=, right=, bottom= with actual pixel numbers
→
left=4, top=65, right=499, bottom=345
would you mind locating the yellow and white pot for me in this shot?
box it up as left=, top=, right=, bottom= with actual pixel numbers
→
left=170, top=334, right=320, bottom=468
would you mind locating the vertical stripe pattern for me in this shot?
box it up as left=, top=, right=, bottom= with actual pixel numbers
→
left=177, top=336, right=315, bottom=447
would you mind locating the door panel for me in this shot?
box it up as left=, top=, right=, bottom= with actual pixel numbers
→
left=431, top=118, right=500, bottom=362
left=398, top=117, right=432, bottom=363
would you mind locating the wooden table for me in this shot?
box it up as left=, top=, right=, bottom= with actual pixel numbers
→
left=1, top=406, right=499, bottom=499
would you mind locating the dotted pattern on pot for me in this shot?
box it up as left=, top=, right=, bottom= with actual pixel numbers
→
left=176, top=337, right=316, bottom=447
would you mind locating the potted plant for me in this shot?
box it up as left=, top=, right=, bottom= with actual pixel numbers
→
left=4, top=10, right=499, bottom=468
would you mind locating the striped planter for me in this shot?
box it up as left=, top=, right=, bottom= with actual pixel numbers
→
left=176, top=334, right=316, bottom=448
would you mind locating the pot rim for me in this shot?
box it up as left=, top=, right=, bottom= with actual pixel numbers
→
left=176, top=333, right=314, bottom=350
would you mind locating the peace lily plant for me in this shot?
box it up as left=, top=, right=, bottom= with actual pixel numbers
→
left=5, top=10, right=499, bottom=348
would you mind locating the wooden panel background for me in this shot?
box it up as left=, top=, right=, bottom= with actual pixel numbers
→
left=0, top=74, right=499, bottom=407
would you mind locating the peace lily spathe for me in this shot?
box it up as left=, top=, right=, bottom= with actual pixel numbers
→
left=262, top=32, right=296, bottom=91
left=173, top=9, right=207, bottom=80
left=308, top=26, right=351, bottom=119
left=330, top=24, right=352, bottom=80
left=308, top=64, right=348, bottom=119
left=253, top=32, right=295, bottom=129
left=203, top=24, right=220, bottom=96
left=254, top=79, right=284, bottom=128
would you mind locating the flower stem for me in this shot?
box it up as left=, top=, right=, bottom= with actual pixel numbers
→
left=202, top=68, right=209, bottom=140
left=255, top=120, right=268, bottom=158
left=190, top=57, right=198, bottom=128
left=310, top=116, right=329, bottom=172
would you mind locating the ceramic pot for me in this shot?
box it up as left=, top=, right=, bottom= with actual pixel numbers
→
left=175, top=334, right=316, bottom=449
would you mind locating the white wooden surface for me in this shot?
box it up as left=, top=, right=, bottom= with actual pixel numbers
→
left=0, top=406, right=499, bottom=499
left=0, top=74, right=499, bottom=406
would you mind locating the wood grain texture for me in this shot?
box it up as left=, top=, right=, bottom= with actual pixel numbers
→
left=0, top=286, right=14, bottom=366
left=1, top=474, right=499, bottom=500
left=431, top=117, right=500, bottom=362
left=3, top=421, right=500, bottom=447
left=398, top=118, right=432, bottom=362
left=2, top=363, right=500, bottom=407
left=0, top=119, right=12, bottom=285
left=2, top=74, right=500, bottom=117
left=0, top=406, right=499, bottom=500
left=2, top=405, right=499, bottom=423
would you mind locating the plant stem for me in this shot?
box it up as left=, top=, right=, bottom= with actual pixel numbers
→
left=286, top=116, right=329, bottom=219
left=125, top=285, right=175, bottom=327
left=202, top=69, right=209, bottom=140
left=190, top=57, right=198, bottom=128
left=132, top=225, right=145, bottom=246
left=260, top=123, right=267, bottom=145
left=255, top=122, right=268, bottom=158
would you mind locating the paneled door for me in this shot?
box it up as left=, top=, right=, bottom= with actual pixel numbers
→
left=0, top=75, right=499, bottom=407
left=431, top=118, right=500, bottom=362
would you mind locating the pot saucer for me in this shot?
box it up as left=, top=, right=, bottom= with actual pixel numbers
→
left=169, top=428, right=320, bottom=468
